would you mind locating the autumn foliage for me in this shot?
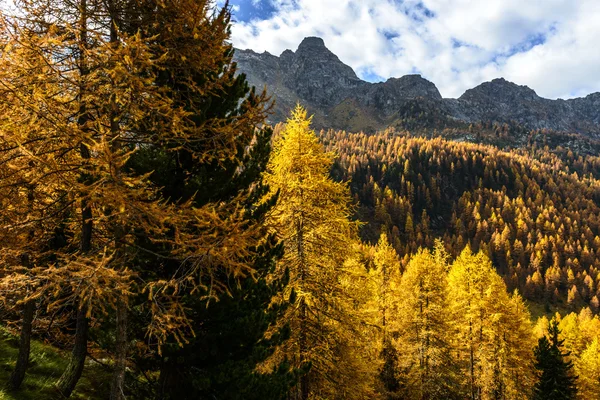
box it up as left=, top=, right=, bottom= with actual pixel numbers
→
left=0, top=0, right=599, bottom=398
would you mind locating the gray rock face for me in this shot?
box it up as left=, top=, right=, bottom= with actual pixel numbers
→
left=441, top=78, right=599, bottom=132
left=360, top=75, right=443, bottom=117
left=233, top=37, right=600, bottom=134
left=282, top=37, right=366, bottom=108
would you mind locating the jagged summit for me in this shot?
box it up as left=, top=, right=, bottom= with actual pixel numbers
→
left=297, top=36, right=326, bottom=50
left=280, top=48, right=294, bottom=58
left=461, top=78, right=539, bottom=102
left=233, top=36, right=600, bottom=134
left=384, top=75, right=443, bottom=100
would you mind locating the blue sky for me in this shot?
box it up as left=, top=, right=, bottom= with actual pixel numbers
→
left=229, top=0, right=279, bottom=22
left=224, top=0, right=600, bottom=99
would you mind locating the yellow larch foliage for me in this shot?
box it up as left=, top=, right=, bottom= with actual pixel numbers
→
left=533, top=315, right=550, bottom=339
left=504, top=291, right=537, bottom=398
left=263, top=105, right=376, bottom=399
left=550, top=308, right=600, bottom=397
left=558, top=312, right=586, bottom=362
left=371, top=231, right=402, bottom=335
left=0, top=0, right=271, bottom=349
left=576, top=338, right=600, bottom=399
left=447, top=247, right=535, bottom=400
left=366, top=231, right=402, bottom=397
left=394, top=243, right=460, bottom=399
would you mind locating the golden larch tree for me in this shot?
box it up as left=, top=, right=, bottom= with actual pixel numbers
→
left=369, top=231, right=403, bottom=396
left=447, top=247, right=535, bottom=399
left=575, top=338, right=600, bottom=399
left=394, top=242, right=460, bottom=399
left=264, top=105, right=375, bottom=399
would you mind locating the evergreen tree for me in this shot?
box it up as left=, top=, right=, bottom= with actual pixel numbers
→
left=153, top=243, right=297, bottom=400
left=533, top=319, right=578, bottom=400
left=117, top=1, right=298, bottom=398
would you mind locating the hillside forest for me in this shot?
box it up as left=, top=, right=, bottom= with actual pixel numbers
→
left=0, top=1, right=599, bottom=399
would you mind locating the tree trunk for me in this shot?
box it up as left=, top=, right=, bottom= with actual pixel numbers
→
left=57, top=160, right=93, bottom=397
left=106, top=6, right=127, bottom=397
left=299, top=298, right=309, bottom=400
left=56, top=0, right=93, bottom=396
left=110, top=299, right=128, bottom=400
left=469, top=324, right=475, bottom=400
left=8, top=185, right=35, bottom=390
left=8, top=299, right=36, bottom=390
left=297, top=218, right=309, bottom=400
left=56, top=187, right=93, bottom=397
left=56, top=306, right=89, bottom=397
left=158, top=357, right=183, bottom=399
left=9, top=187, right=36, bottom=391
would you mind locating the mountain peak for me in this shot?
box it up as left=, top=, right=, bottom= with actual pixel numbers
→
left=380, top=74, right=443, bottom=101
left=460, top=78, right=539, bottom=102
left=233, top=38, right=600, bottom=134
left=298, top=36, right=326, bottom=50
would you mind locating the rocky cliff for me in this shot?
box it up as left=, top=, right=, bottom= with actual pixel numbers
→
left=234, top=37, right=600, bottom=134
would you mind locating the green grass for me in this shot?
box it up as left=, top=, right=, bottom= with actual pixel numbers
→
left=0, top=327, right=110, bottom=399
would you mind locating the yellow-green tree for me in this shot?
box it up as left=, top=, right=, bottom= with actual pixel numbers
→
left=369, top=231, right=402, bottom=396
left=394, top=242, right=459, bottom=399
left=504, top=291, right=537, bottom=398
left=264, top=105, right=375, bottom=399
left=576, top=338, right=600, bottom=399
left=447, top=247, right=535, bottom=399
left=575, top=307, right=600, bottom=347
left=0, top=1, right=275, bottom=397
left=558, top=312, right=586, bottom=362
left=372, top=232, right=401, bottom=333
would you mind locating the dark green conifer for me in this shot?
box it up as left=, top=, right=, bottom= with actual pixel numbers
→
left=121, top=1, right=298, bottom=398
left=378, top=338, right=401, bottom=399
left=532, top=318, right=578, bottom=400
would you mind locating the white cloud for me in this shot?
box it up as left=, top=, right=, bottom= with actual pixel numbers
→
left=230, top=0, right=600, bottom=99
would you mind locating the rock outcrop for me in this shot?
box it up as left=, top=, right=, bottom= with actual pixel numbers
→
left=233, top=37, right=600, bottom=134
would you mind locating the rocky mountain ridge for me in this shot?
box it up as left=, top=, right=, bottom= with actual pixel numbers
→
left=234, top=37, right=600, bottom=134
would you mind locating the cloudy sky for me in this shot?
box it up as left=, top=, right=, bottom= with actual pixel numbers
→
left=224, top=0, right=600, bottom=99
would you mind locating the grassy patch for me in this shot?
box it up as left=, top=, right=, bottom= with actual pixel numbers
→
left=0, top=327, right=110, bottom=399
left=328, top=99, right=379, bottom=133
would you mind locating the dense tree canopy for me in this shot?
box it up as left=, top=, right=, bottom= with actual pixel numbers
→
left=0, top=0, right=295, bottom=398
left=0, top=1, right=600, bottom=399
left=316, top=128, right=600, bottom=313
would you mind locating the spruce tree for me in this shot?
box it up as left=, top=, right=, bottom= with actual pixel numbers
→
left=117, top=1, right=297, bottom=398
left=533, top=319, right=578, bottom=400
left=153, top=237, right=297, bottom=400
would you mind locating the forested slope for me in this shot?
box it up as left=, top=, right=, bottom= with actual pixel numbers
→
left=312, top=127, right=600, bottom=312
